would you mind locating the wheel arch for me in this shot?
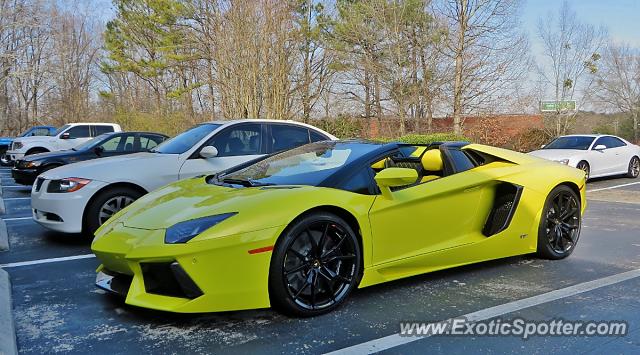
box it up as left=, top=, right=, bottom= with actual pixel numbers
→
left=25, top=146, right=50, bottom=155
left=82, top=182, right=148, bottom=227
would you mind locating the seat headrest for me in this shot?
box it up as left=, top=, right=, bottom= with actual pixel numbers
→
left=421, top=149, right=443, bottom=171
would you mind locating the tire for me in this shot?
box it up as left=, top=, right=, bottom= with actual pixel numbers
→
left=0, top=154, right=12, bottom=166
left=269, top=212, right=362, bottom=317
left=84, top=186, right=143, bottom=236
left=536, top=185, right=581, bottom=260
left=25, top=148, right=49, bottom=156
left=627, top=156, right=640, bottom=178
left=576, top=161, right=590, bottom=180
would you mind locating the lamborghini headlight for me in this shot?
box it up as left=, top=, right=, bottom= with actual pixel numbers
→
left=164, top=213, right=237, bottom=244
left=555, top=159, right=570, bottom=165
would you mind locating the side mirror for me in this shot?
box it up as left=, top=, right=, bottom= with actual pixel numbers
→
left=94, top=146, right=104, bottom=156
left=199, top=145, right=218, bottom=159
left=374, top=168, right=418, bottom=199
left=60, top=132, right=70, bottom=139
left=594, top=144, right=606, bottom=151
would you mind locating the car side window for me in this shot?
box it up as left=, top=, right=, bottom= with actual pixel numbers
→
left=139, top=135, right=162, bottom=150
left=607, top=137, right=626, bottom=148
left=448, top=149, right=477, bottom=173
left=337, top=169, right=374, bottom=195
left=93, top=125, right=115, bottom=136
left=99, top=136, right=123, bottom=152
left=122, top=135, right=136, bottom=152
left=310, top=130, right=328, bottom=143
left=270, top=124, right=310, bottom=152
left=208, top=123, right=262, bottom=157
left=65, top=125, right=91, bottom=139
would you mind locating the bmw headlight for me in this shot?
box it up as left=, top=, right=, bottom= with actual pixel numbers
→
left=22, top=160, right=40, bottom=168
left=555, top=159, right=570, bottom=165
left=46, top=177, right=91, bottom=193
left=165, top=213, right=237, bottom=244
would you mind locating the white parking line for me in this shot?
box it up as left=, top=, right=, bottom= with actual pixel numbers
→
left=0, top=254, right=96, bottom=268
left=2, top=197, right=30, bottom=201
left=588, top=181, right=640, bottom=192
left=326, top=268, right=640, bottom=355
left=2, top=217, right=32, bottom=221
left=2, top=185, right=30, bottom=188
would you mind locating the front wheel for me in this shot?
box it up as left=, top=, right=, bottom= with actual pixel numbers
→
left=84, top=187, right=143, bottom=236
left=627, top=156, right=640, bottom=178
left=536, top=185, right=581, bottom=260
left=269, top=212, right=362, bottom=317
left=576, top=161, right=590, bottom=180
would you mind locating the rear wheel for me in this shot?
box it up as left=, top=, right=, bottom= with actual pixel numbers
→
left=269, top=212, right=361, bottom=317
left=576, top=161, right=590, bottom=180
left=536, top=185, right=581, bottom=260
left=84, top=187, right=142, bottom=236
left=627, top=156, right=640, bottom=178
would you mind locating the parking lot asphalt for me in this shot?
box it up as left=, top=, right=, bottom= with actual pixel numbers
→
left=1, top=168, right=639, bottom=354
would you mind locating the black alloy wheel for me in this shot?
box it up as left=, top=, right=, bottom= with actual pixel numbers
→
left=537, top=185, right=581, bottom=259
left=269, top=212, right=361, bottom=317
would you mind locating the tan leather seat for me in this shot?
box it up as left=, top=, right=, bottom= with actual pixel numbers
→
left=420, top=149, right=443, bottom=183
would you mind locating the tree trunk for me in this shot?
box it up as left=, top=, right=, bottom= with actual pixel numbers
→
left=452, top=1, right=467, bottom=136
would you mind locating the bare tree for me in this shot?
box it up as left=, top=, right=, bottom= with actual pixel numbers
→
left=536, top=0, right=607, bottom=136
left=436, top=0, right=529, bottom=135
left=593, top=43, right=640, bottom=142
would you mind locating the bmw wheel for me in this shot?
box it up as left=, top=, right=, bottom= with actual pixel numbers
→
left=269, top=212, right=362, bottom=317
left=576, top=161, right=590, bottom=180
left=536, top=185, right=581, bottom=260
left=627, top=156, right=640, bottom=178
left=84, top=187, right=143, bottom=236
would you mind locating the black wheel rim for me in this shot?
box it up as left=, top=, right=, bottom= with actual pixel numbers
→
left=283, top=221, right=357, bottom=310
left=631, top=158, right=640, bottom=177
left=545, top=191, right=580, bottom=254
left=577, top=162, right=589, bottom=179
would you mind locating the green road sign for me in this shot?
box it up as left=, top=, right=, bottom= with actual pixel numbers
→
left=540, top=100, right=577, bottom=112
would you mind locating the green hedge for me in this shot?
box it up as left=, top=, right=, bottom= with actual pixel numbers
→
left=379, top=133, right=470, bottom=144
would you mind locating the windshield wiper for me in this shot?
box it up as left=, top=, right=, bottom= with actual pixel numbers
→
left=221, top=177, right=274, bottom=187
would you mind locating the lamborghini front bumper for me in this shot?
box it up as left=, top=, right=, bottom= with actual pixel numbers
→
left=92, top=223, right=285, bottom=313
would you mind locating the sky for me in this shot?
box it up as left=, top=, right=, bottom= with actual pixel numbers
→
left=521, top=0, right=640, bottom=55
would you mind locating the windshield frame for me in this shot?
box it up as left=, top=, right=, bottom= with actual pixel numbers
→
left=543, top=136, right=596, bottom=151
left=214, top=141, right=388, bottom=188
left=152, top=123, right=221, bottom=155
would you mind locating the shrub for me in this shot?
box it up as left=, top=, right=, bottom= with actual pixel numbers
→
left=511, top=127, right=550, bottom=152
left=315, top=115, right=364, bottom=139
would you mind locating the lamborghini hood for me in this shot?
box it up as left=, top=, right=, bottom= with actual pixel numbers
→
left=117, top=177, right=314, bottom=233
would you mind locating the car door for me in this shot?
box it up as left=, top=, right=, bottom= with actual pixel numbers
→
left=589, top=137, right=619, bottom=176
left=368, top=148, right=492, bottom=265
left=606, top=136, right=632, bottom=173
left=178, top=123, right=265, bottom=179
left=59, top=125, right=92, bottom=149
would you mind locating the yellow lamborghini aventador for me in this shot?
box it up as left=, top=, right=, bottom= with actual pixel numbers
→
left=91, top=140, right=586, bottom=316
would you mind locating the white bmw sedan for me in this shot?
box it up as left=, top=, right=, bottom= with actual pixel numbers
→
left=31, top=119, right=336, bottom=235
left=528, top=134, right=640, bottom=180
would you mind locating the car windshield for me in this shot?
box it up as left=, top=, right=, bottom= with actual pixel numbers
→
left=543, top=136, right=595, bottom=150
left=218, top=141, right=380, bottom=186
left=72, top=134, right=111, bottom=151
left=152, top=123, right=221, bottom=154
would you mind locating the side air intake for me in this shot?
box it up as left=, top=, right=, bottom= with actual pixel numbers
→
left=483, top=183, right=523, bottom=237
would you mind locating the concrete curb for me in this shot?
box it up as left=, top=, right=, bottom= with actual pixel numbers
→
left=0, top=269, right=17, bottom=355
left=0, top=219, right=7, bottom=252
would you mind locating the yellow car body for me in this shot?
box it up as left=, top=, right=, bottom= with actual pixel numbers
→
left=91, top=141, right=586, bottom=314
